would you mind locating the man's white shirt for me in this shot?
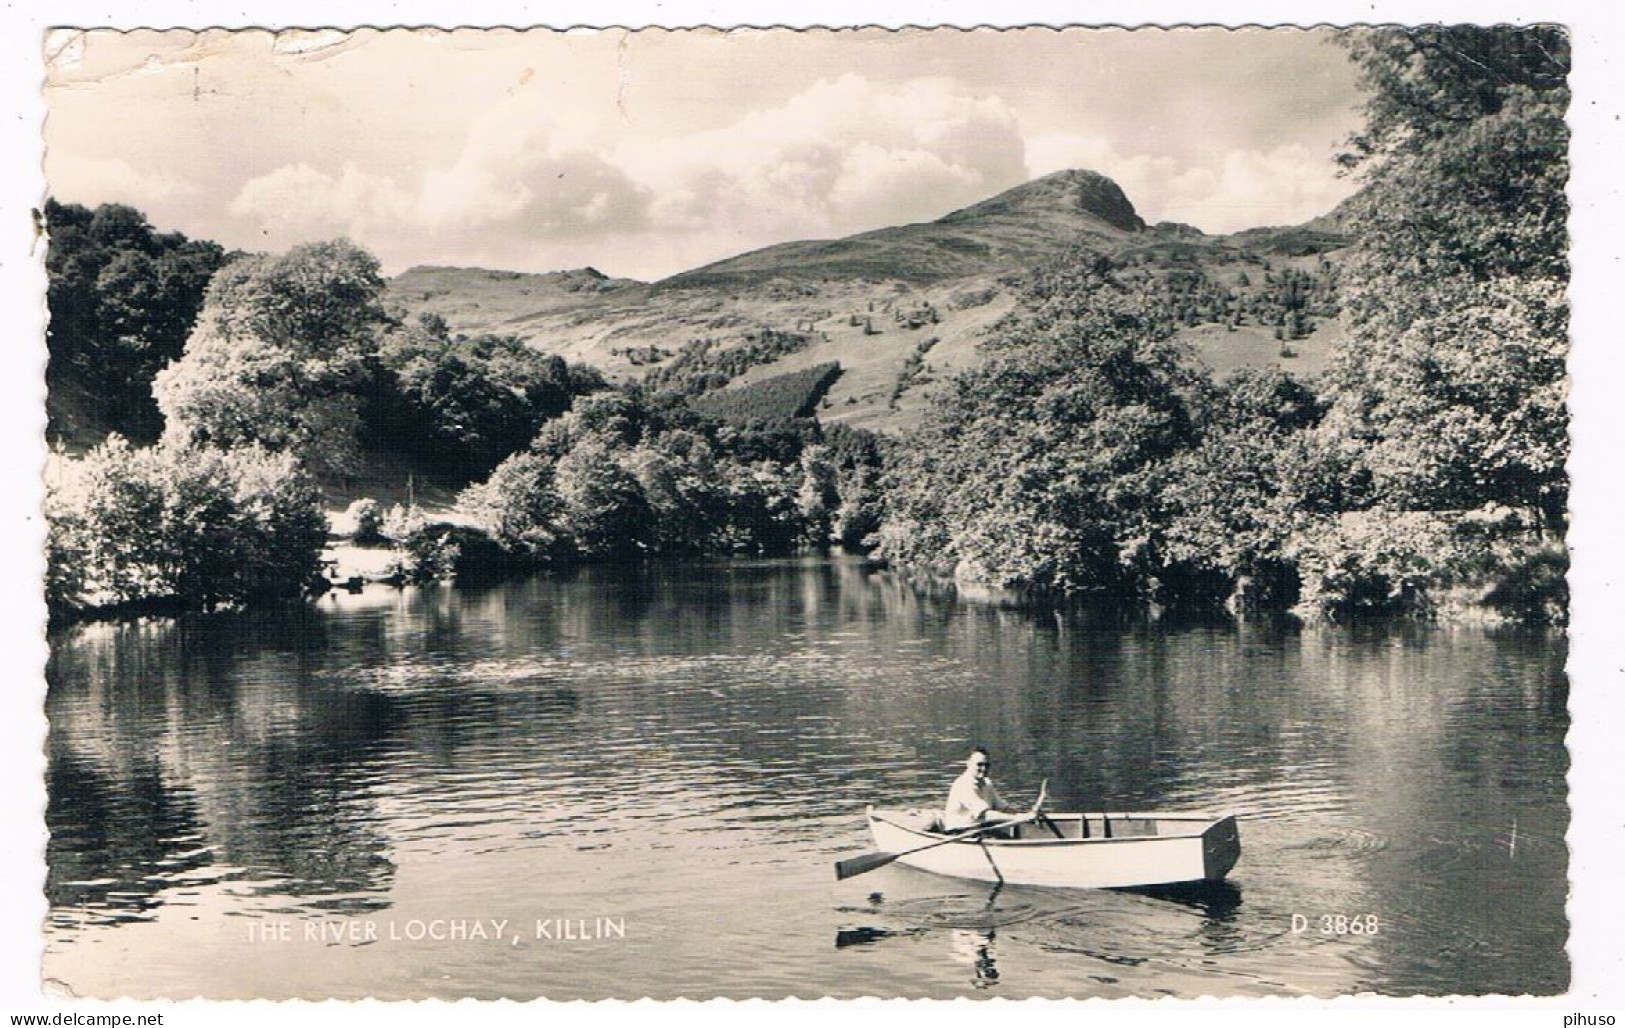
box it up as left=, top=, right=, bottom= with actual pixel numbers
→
left=943, top=771, right=1005, bottom=830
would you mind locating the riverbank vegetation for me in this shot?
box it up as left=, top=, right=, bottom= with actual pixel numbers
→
left=43, top=26, right=1567, bottom=625
left=877, top=26, right=1568, bottom=622
left=45, top=438, right=326, bottom=618
left=44, top=200, right=227, bottom=445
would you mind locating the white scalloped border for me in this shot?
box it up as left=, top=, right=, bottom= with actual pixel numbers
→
left=8, top=4, right=1621, bottom=1022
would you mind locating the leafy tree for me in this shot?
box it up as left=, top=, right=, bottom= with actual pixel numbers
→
left=822, top=423, right=886, bottom=550
left=154, top=240, right=389, bottom=477
left=795, top=444, right=840, bottom=546
left=364, top=314, right=605, bottom=483
left=624, top=430, right=730, bottom=555
left=1154, top=369, right=1337, bottom=609
left=553, top=437, right=653, bottom=561
left=1246, top=25, right=1576, bottom=622
left=458, top=453, right=571, bottom=560
left=44, top=200, right=226, bottom=441
left=1325, top=26, right=1569, bottom=525
left=45, top=438, right=326, bottom=615
left=153, top=332, right=365, bottom=475
left=197, top=239, right=387, bottom=357
left=878, top=253, right=1204, bottom=594
left=719, top=460, right=802, bottom=555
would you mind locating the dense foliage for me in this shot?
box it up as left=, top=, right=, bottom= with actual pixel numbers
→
left=154, top=240, right=388, bottom=478
left=687, top=362, right=842, bottom=423
left=364, top=313, right=607, bottom=484
left=46, top=438, right=327, bottom=617
left=45, top=201, right=227, bottom=442
left=879, top=254, right=1207, bottom=596
left=1153, top=368, right=1344, bottom=609
left=1326, top=26, right=1569, bottom=524
left=1298, top=25, right=1570, bottom=618
left=457, top=391, right=885, bottom=569
left=875, top=26, right=1570, bottom=622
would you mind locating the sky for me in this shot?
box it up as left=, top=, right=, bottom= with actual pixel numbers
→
left=44, top=27, right=1367, bottom=281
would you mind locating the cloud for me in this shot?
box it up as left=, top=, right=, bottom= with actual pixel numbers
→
left=48, top=153, right=196, bottom=208
left=622, top=74, right=1029, bottom=240
left=229, top=114, right=652, bottom=266
left=225, top=72, right=1350, bottom=278
left=229, top=162, right=414, bottom=239
left=226, top=73, right=1033, bottom=277
left=1026, top=133, right=1355, bottom=234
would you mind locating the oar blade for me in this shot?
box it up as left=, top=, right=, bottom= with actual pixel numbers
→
left=834, top=850, right=897, bottom=881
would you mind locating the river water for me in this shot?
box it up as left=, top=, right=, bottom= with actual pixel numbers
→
left=42, top=558, right=1568, bottom=999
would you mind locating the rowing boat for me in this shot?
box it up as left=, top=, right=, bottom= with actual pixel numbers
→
left=864, top=807, right=1241, bottom=889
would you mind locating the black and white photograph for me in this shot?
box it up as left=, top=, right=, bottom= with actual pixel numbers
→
left=6, top=7, right=1622, bottom=1016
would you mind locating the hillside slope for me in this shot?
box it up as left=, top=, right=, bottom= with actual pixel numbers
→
left=385, top=168, right=1350, bottom=433
left=660, top=169, right=1145, bottom=288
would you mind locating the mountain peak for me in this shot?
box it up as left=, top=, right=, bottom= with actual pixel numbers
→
left=938, top=169, right=1146, bottom=234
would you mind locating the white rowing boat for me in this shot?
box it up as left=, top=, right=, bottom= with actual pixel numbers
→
left=863, top=807, right=1241, bottom=889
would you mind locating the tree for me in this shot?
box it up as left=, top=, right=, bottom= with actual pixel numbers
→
left=823, top=424, right=886, bottom=551
left=45, top=438, right=327, bottom=615
left=878, top=253, right=1204, bottom=594
left=154, top=240, right=389, bottom=478
left=1325, top=26, right=1569, bottom=525
left=154, top=331, right=365, bottom=474
left=1154, top=368, right=1340, bottom=608
left=553, top=437, right=653, bottom=561
left=795, top=444, right=839, bottom=546
left=364, top=315, right=605, bottom=483
left=458, top=451, right=571, bottom=560
left=624, top=430, right=729, bottom=555
left=197, top=239, right=387, bottom=357
left=44, top=200, right=226, bottom=442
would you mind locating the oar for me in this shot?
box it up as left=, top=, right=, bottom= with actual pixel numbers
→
left=835, top=810, right=1041, bottom=881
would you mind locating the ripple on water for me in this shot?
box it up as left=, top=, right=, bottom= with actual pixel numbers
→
left=43, top=567, right=1569, bottom=999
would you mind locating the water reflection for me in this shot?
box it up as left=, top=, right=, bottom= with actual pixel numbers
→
left=44, top=559, right=1568, bottom=999
left=1129, top=880, right=1244, bottom=920
left=950, top=928, right=1000, bottom=989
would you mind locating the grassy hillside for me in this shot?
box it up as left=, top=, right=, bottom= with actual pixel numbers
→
left=377, top=168, right=1351, bottom=434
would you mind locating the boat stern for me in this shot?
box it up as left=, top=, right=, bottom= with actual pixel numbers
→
left=1201, top=815, right=1242, bottom=880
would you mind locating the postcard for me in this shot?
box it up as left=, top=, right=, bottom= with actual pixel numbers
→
left=13, top=13, right=1620, bottom=1017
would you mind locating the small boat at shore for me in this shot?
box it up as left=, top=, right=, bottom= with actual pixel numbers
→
left=862, top=806, right=1241, bottom=889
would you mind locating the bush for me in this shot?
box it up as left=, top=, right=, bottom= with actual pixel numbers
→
left=45, top=438, right=327, bottom=616
left=383, top=518, right=509, bottom=584
left=457, top=452, right=570, bottom=560
left=347, top=498, right=384, bottom=543
left=380, top=502, right=417, bottom=542
left=1286, top=510, right=1485, bottom=619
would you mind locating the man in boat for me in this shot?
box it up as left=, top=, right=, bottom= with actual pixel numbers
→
left=942, top=748, right=1025, bottom=834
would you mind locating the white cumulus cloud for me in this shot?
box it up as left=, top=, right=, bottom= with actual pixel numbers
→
left=622, top=74, right=1029, bottom=243
left=225, top=73, right=1036, bottom=277
left=49, top=153, right=196, bottom=209
left=1026, top=133, right=1353, bottom=234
